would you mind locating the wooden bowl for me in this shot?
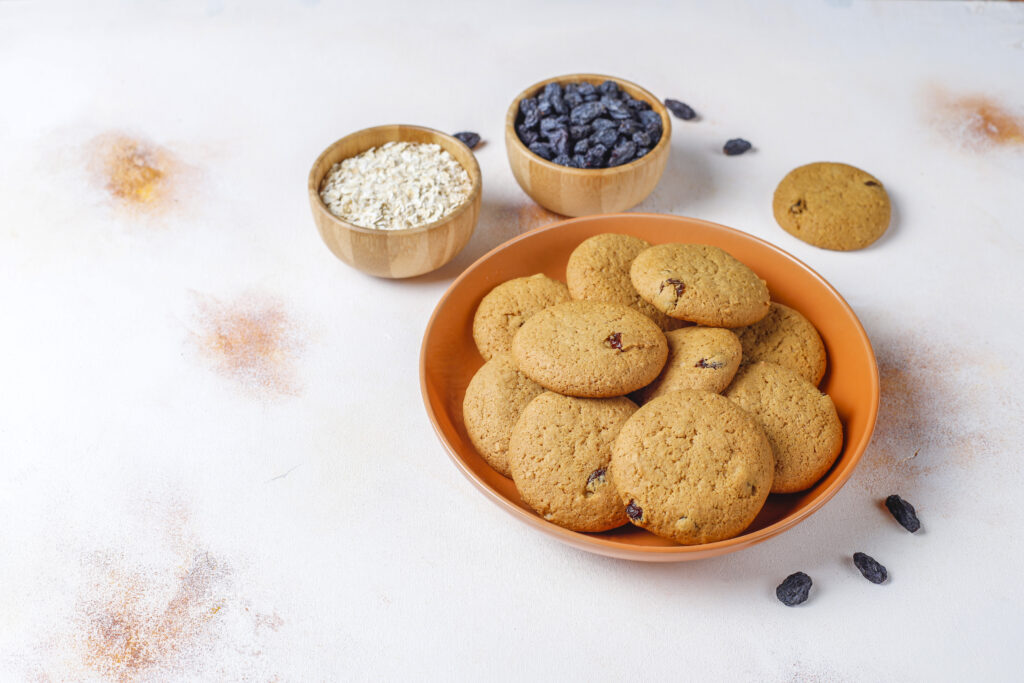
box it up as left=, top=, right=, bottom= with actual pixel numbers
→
left=505, top=74, right=672, bottom=217
left=308, top=125, right=482, bottom=279
left=420, top=213, right=879, bottom=562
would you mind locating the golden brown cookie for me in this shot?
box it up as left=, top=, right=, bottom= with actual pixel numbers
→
left=610, top=390, right=774, bottom=545
left=629, top=243, right=770, bottom=327
left=634, top=327, right=742, bottom=404
left=735, top=302, right=827, bottom=385
left=772, top=162, right=891, bottom=251
left=508, top=392, right=636, bottom=532
left=511, top=300, right=668, bottom=398
left=725, top=362, right=843, bottom=493
left=566, top=233, right=687, bottom=332
left=472, top=274, right=570, bottom=361
left=462, top=353, right=546, bottom=477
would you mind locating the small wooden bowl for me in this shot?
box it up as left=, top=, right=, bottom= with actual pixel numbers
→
left=505, top=74, right=671, bottom=217
left=308, top=125, right=482, bottom=279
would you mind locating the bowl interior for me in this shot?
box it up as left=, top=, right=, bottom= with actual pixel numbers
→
left=420, top=213, right=879, bottom=561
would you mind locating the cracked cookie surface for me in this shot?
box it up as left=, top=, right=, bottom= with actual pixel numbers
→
left=772, top=161, right=890, bottom=251
left=629, top=243, right=770, bottom=327
left=610, top=389, right=774, bottom=545
left=725, top=361, right=843, bottom=493
left=472, top=273, right=570, bottom=361
left=511, top=300, right=668, bottom=398
left=735, top=302, right=827, bottom=385
left=634, top=326, right=742, bottom=403
left=509, top=392, right=636, bottom=532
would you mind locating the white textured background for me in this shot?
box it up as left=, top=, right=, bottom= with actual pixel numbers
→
left=1, top=1, right=1023, bottom=680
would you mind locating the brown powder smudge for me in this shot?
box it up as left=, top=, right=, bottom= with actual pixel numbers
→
left=192, top=292, right=304, bottom=397
left=87, top=132, right=184, bottom=213
left=929, top=90, right=1024, bottom=152
left=517, top=203, right=564, bottom=233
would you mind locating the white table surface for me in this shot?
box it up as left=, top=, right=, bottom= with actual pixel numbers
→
left=2, top=1, right=1023, bottom=680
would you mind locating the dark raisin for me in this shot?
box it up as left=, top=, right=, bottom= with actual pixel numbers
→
left=549, top=128, right=570, bottom=157
left=638, top=109, right=661, bottom=126
left=573, top=139, right=590, bottom=155
left=585, top=468, right=607, bottom=495
left=607, top=139, right=636, bottom=167
left=723, top=138, right=753, bottom=156
left=660, top=278, right=685, bottom=297
left=605, top=100, right=632, bottom=120
left=572, top=153, right=587, bottom=168
left=551, top=154, right=574, bottom=168
left=570, top=101, right=604, bottom=126
left=591, top=117, right=616, bottom=131
left=569, top=124, right=591, bottom=140
left=885, top=494, right=921, bottom=532
left=617, top=119, right=641, bottom=136
left=537, top=98, right=553, bottom=116
left=664, top=98, right=696, bottom=120
left=776, top=572, right=812, bottom=606
left=695, top=358, right=725, bottom=369
left=544, top=82, right=567, bottom=115
left=625, top=500, right=643, bottom=522
left=590, top=127, right=618, bottom=149
left=604, top=332, right=623, bottom=351
left=632, top=131, right=651, bottom=147
left=577, top=82, right=596, bottom=98
left=790, top=198, right=806, bottom=215
left=627, top=97, right=650, bottom=111
left=583, top=143, right=607, bottom=168
left=517, top=128, right=539, bottom=146
left=564, top=91, right=583, bottom=108
left=584, top=92, right=599, bottom=102
left=598, top=80, right=620, bottom=97
left=634, top=146, right=650, bottom=159
left=528, top=142, right=554, bottom=161
left=865, top=180, right=881, bottom=187
left=540, top=116, right=567, bottom=138
left=853, top=552, right=888, bottom=584
left=453, top=131, right=480, bottom=149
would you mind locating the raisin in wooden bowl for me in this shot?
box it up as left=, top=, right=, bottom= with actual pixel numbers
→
left=505, top=74, right=671, bottom=217
left=308, top=124, right=482, bottom=279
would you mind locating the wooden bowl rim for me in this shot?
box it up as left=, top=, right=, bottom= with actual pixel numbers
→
left=504, top=73, right=672, bottom=176
left=419, top=213, right=880, bottom=560
left=307, top=124, right=483, bottom=237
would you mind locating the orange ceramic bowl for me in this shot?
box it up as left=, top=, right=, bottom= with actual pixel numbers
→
left=420, top=213, right=878, bottom=562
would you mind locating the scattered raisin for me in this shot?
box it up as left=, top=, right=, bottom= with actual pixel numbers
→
left=660, top=278, right=686, bottom=297
left=664, top=98, right=696, bottom=120
left=604, top=332, right=623, bottom=351
left=723, top=138, right=752, bottom=156
left=453, top=131, right=480, bottom=149
left=625, top=500, right=644, bottom=522
left=695, top=358, right=725, bottom=369
left=885, top=494, right=921, bottom=532
left=865, top=180, right=880, bottom=187
left=776, top=572, right=812, bottom=606
left=853, top=552, right=888, bottom=584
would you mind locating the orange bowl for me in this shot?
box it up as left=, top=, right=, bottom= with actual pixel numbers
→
left=420, top=213, right=879, bottom=562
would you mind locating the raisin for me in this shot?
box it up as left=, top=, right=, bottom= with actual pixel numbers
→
left=776, top=572, right=812, bottom=606
left=634, top=146, right=650, bottom=159
left=660, top=278, right=685, bottom=297
left=544, top=82, right=567, bottom=115
left=519, top=97, right=539, bottom=128
left=585, top=468, right=607, bottom=494
left=664, top=98, right=697, bottom=120
left=605, top=99, right=632, bottom=120
left=632, top=131, right=651, bottom=147
left=695, top=358, right=725, bottom=369
left=569, top=124, right=591, bottom=140
left=565, top=91, right=583, bottom=109
left=549, top=128, right=570, bottom=156
left=607, top=139, right=636, bottom=167
left=537, top=98, right=553, bottom=116
left=723, top=138, right=753, bottom=156
left=583, top=143, right=607, bottom=168
left=540, top=116, right=567, bottom=138
left=885, top=494, right=921, bottom=532
left=591, top=117, right=616, bottom=131
left=552, top=154, right=574, bottom=167
left=453, top=131, right=480, bottom=149
left=573, top=139, right=590, bottom=155
left=604, top=332, right=623, bottom=351
left=598, top=80, right=620, bottom=97
left=627, top=97, right=650, bottom=111
left=638, top=110, right=661, bottom=127
left=577, top=82, right=596, bottom=98
left=617, top=120, right=641, bottom=136
left=789, top=198, right=806, bottom=215
left=528, top=142, right=554, bottom=161
left=625, top=500, right=643, bottom=522
left=572, top=153, right=587, bottom=168
left=517, top=128, right=539, bottom=146
left=865, top=180, right=880, bottom=187
left=590, top=127, right=618, bottom=149
left=570, top=101, right=604, bottom=126
left=853, top=552, right=888, bottom=584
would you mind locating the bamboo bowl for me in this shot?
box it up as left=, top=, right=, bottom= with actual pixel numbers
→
left=308, top=125, right=482, bottom=279
left=505, top=74, right=672, bottom=217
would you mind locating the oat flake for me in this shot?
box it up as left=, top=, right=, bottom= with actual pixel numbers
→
left=319, top=141, right=472, bottom=230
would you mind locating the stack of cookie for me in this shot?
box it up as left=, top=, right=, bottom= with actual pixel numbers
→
left=463, top=234, right=843, bottom=545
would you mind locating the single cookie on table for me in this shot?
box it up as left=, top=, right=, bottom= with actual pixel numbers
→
left=634, top=327, right=742, bottom=404
left=772, top=162, right=891, bottom=251
left=472, top=273, right=570, bottom=361
left=511, top=300, right=668, bottom=398
left=725, top=361, right=843, bottom=494
left=566, top=233, right=687, bottom=332
left=508, top=392, right=636, bottom=532
left=735, top=302, right=827, bottom=385
left=630, top=243, right=770, bottom=327
left=462, top=353, right=545, bottom=477
left=610, top=390, right=774, bottom=545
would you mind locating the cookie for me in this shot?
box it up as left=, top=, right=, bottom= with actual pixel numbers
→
left=511, top=300, right=668, bottom=398
left=735, top=302, right=827, bottom=385
left=772, top=162, right=891, bottom=251
left=508, top=392, right=636, bottom=532
left=630, top=243, right=770, bottom=327
left=634, top=327, right=742, bottom=404
left=725, top=362, right=843, bottom=493
left=566, top=233, right=687, bottom=332
left=462, top=353, right=546, bottom=477
left=472, top=273, right=571, bottom=361
left=610, top=390, right=773, bottom=545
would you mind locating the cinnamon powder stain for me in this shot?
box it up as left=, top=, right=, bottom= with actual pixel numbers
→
left=87, top=132, right=184, bottom=213
left=192, top=293, right=304, bottom=397
left=930, top=91, right=1024, bottom=152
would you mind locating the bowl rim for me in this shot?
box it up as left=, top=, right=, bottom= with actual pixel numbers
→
left=307, top=123, right=483, bottom=237
left=504, top=73, right=672, bottom=175
left=419, top=213, right=880, bottom=559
